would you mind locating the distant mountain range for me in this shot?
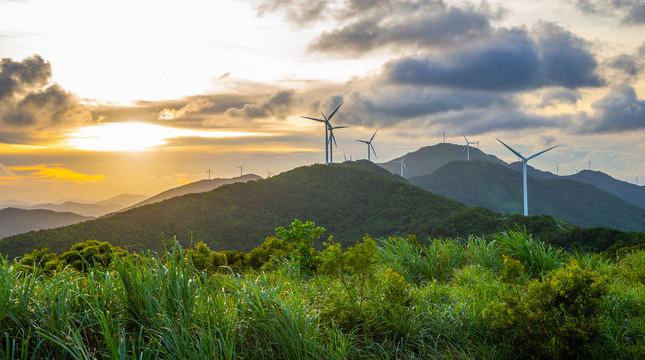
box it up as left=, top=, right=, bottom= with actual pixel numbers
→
left=0, top=194, right=147, bottom=217
left=408, top=160, right=645, bottom=232
left=379, top=143, right=506, bottom=178
left=0, top=208, right=93, bottom=239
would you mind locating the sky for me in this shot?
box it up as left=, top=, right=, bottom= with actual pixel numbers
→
left=0, top=0, right=644, bottom=203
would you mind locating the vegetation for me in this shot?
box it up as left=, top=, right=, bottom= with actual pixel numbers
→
left=1, top=221, right=643, bottom=359
left=3, top=161, right=643, bottom=260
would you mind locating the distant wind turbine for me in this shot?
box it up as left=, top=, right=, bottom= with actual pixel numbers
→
left=392, top=155, right=408, bottom=177
left=267, top=169, right=272, bottom=178
left=238, top=164, right=243, bottom=177
left=301, top=102, right=344, bottom=165
left=206, top=167, right=212, bottom=180
left=497, top=138, right=558, bottom=216
left=356, top=130, right=378, bottom=161
left=556, top=165, right=560, bottom=176
left=588, top=160, right=592, bottom=170
left=442, top=130, right=448, bottom=143
left=463, top=135, right=478, bottom=161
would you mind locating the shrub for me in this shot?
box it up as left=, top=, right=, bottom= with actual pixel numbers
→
left=496, top=227, right=563, bottom=278
left=488, top=260, right=609, bottom=359
left=59, top=240, right=125, bottom=272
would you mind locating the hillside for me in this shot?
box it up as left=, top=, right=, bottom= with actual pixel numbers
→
left=409, top=161, right=645, bottom=232
left=0, top=208, right=93, bottom=239
left=564, top=170, right=645, bottom=209
left=121, top=174, right=262, bottom=211
left=0, top=161, right=558, bottom=259
left=378, top=143, right=506, bottom=178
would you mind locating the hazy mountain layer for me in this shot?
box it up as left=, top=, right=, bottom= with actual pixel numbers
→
left=0, top=208, right=93, bottom=239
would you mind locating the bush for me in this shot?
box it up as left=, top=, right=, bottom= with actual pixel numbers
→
left=59, top=240, right=125, bottom=272
left=488, top=259, right=609, bottom=359
left=496, top=227, right=563, bottom=278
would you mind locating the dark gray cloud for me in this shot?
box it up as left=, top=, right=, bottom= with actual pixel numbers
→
left=431, top=108, right=566, bottom=135
left=384, top=23, right=603, bottom=91
left=256, top=0, right=498, bottom=55
left=574, top=0, right=645, bottom=24
left=224, top=89, right=295, bottom=120
left=0, top=55, right=92, bottom=142
left=580, top=85, right=645, bottom=133
left=309, top=7, right=492, bottom=55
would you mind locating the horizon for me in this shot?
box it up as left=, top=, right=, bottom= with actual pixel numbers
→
left=1, top=0, right=643, bottom=203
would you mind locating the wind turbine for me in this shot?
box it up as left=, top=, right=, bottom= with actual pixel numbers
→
left=267, top=169, right=272, bottom=178
left=238, top=164, right=243, bottom=177
left=356, top=130, right=378, bottom=161
left=588, top=160, right=592, bottom=170
left=326, top=120, right=349, bottom=164
left=301, top=102, right=344, bottom=165
left=497, top=138, right=558, bottom=216
left=442, top=130, right=448, bottom=143
left=392, top=155, right=408, bottom=177
left=463, top=135, right=477, bottom=161
left=556, top=165, right=560, bottom=176
left=206, top=168, right=212, bottom=180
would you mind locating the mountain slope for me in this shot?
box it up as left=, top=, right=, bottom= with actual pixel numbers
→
left=564, top=170, right=645, bottom=209
left=1, top=194, right=148, bottom=217
left=0, top=161, right=553, bottom=259
left=122, top=174, right=262, bottom=211
left=0, top=208, right=93, bottom=239
left=378, top=143, right=506, bottom=178
left=409, top=161, right=645, bottom=232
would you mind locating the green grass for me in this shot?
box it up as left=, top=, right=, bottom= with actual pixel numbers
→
left=1, top=228, right=644, bottom=359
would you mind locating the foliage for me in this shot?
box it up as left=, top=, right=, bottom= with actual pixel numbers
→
left=59, top=240, right=125, bottom=272
left=496, top=226, right=564, bottom=278
left=487, top=259, right=610, bottom=359
left=1, top=226, right=644, bottom=359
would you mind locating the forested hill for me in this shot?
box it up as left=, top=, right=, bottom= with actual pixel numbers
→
left=409, top=160, right=645, bottom=232
left=0, top=161, right=561, bottom=259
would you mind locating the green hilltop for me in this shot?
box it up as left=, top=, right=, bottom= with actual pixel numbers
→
left=1, top=160, right=644, bottom=259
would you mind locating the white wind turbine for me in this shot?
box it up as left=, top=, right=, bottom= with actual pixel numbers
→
left=356, top=130, right=378, bottom=161
left=463, top=135, right=477, bottom=161
left=392, top=155, right=408, bottom=177
left=301, top=102, right=344, bottom=165
left=497, top=138, right=558, bottom=216
left=238, top=164, right=243, bottom=177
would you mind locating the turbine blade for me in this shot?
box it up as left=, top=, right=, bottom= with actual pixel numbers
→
left=301, top=116, right=325, bottom=123
left=327, top=101, right=344, bottom=120
left=497, top=138, right=526, bottom=161
left=402, top=163, right=408, bottom=171
left=527, top=145, right=558, bottom=161
left=333, top=126, right=349, bottom=129
left=464, top=134, right=468, bottom=142
left=356, top=139, right=369, bottom=144
left=328, top=131, right=337, bottom=147
left=370, top=129, right=378, bottom=142
left=370, top=143, right=377, bottom=159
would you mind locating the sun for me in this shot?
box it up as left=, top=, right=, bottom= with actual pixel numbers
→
left=64, top=122, right=266, bottom=152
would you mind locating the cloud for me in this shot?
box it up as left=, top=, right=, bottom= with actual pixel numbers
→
left=9, top=165, right=106, bottom=183
left=0, top=55, right=92, bottom=143
left=224, top=89, right=295, bottom=120
left=574, top=0, right=645, bottom=25
left=0, top=163, right=14, bottom=177
left=255, top=0, right=330, bottom=25
left=580, top=85, right=645, bottom=133
left=158, top=97, right=215, bottom=121
left=309, top=7, right=492, bottom=55
left=383, top=23, right=603, bottom=91
left=539, top=89, right=582, bottom=108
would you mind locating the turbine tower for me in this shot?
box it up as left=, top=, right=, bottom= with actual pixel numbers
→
left=392, top=155, right=408, bottom=177
left=238, top=164, right=243, bottom=177
left=463, top=135, right=478, bottom=161
left=301, top=102, right=344, bottom=165
left=442, top=130, right=448, bottom=143
left=206, top=167, right=212, bottom=180
left=497, top=138, right=558, bottom=216
left=356, top=130, right=378, bottom=161
left=326, top=120, right=349, bottom=164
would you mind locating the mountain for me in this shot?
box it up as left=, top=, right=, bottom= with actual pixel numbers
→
left=1, top=194, right=148, bottom=217
left=508, top=162, right=559, bottom=179
left=122, top=174, right=262, bottom=211
left=563, top=170, right=645, bottom=209
left=0, top=208, right=93, bottom=239
left=0, top=161, right=561, bottom=259
left=409, top=160, right=645, bottom=232
left=378, top=143, right=506, bottom=178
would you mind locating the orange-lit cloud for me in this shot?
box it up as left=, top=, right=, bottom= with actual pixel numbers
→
left=7, top=165, right=106, bottom=183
